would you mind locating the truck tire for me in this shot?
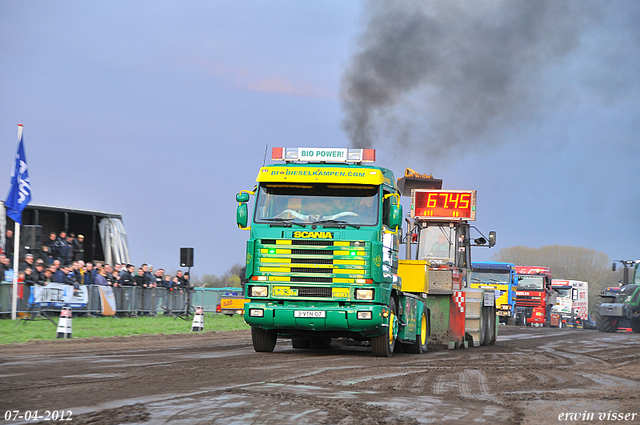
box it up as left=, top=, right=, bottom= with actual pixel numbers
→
left=594, top=297, right=618, bottom=333
left=631, top=319, right=640, bottom=334
left=485, top=306, right=496, bottom=345
left=481, top=306, right=494, bottom=346
left=251, top=327, right=277, bottom=352
left=291, top=338, right=311, bottom=349
left=371, top=298, right=398, bottom=357
left=405, top=311, right=429, bottom=354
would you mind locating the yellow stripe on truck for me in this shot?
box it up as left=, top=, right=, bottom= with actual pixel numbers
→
left=257, top=166, right=385, bottom=185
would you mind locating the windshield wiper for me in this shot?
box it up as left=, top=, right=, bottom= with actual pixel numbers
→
left=311, top=219, right=360, bottom=229
left=471, top=277, right=500, bottom=283
left=262, top=218, right=305, bottom=227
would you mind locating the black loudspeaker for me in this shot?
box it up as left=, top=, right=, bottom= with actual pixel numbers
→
left=180, top=247, right=194, bottom=267
left=21, top=225, right=43, bottom=251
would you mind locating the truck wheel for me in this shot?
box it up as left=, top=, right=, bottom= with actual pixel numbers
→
left=631, top=319, right=640, bottom=334
left=251, top=327, right=277, bottom=352
left=594, top=297, right=618, bottom=333
left=406, top=311, right=429, bottom=354
left=482, top=306, right=494, bottom=346
left=371, top=298, right=398, bottom=357
left=291, top=338, right=310, bottom=349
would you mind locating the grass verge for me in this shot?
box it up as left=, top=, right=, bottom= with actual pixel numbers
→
left=0, top=314, right=249, bottom=345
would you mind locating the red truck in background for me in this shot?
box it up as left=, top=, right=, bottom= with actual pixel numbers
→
left=514, top=266, right=552, bottom=326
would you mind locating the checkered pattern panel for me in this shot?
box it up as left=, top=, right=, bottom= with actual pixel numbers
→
left=454, top=291, right=465, bottom=313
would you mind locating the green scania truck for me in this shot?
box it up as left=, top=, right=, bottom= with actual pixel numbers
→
left=236, top=147, right=497, bottom=356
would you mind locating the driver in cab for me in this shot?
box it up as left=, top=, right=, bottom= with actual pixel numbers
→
left=429, top=234, right=450, bottom=258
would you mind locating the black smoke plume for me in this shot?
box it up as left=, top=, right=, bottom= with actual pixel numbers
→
left=341, top=0, right=639, bottom=158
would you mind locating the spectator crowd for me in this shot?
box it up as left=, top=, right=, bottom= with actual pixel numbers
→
left=1, top=230, right=192, bottom=297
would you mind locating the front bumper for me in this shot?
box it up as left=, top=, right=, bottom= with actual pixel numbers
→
left=527, top=307, right=546, bottom=324
left=244, top=301, right=388, bottom=337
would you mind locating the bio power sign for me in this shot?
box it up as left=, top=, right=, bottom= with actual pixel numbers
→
left=298, top=148, right=347, bottom=162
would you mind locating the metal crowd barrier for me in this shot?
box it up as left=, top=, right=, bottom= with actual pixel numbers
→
left=0, top=282, right=234, bottom=316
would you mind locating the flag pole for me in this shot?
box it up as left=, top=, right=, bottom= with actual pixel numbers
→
left=5, top=124, right=25, bottom=320
left=10, top=124, right=24, bottom=320
left=11, top=222, right=20, bottom=320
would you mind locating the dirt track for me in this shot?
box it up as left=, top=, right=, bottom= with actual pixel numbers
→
left=1, top=326, right=639, bottom=425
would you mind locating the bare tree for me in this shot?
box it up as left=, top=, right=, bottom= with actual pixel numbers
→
left=199, top=263, right=245, bottom=288
left=492, top=245, right=613, bottom=313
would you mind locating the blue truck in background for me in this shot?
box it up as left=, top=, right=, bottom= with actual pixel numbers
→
left=470, top=262, right=518, bottom=324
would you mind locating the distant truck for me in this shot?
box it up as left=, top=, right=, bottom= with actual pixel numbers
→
left=514, top=266, right=552, bottom=326
left=550, top=279, right=588, bottom=328
left=470, top=262, right=517, bottom=324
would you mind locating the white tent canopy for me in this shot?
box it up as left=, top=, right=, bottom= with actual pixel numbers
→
left=98, top=217, right=131, bottom=265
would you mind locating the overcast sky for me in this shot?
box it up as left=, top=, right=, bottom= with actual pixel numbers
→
left=1, top=1, right=639, bottom=277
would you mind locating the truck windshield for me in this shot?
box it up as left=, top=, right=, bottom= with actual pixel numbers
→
left=517, top=276, right=544, bottom=290
left=470, top=271, right=510, bottom=285
left=254, top=183, right=379, bottom=226
left=554, top=288, right=571, bottom=298
left=417, top=226, right=455, bottom=263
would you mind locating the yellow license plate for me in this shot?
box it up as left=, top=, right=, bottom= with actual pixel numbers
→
left=332, top=288, right=350, bottom=298
left=273, top=286, right=298, bottom=297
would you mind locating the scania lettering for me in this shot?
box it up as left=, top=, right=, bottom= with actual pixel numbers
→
left=293, top=231, right=333, bottom=239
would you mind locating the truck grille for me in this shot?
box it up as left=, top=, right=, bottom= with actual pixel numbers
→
left=515, top=295, right=543, bottom=308
left=291, top=267, right=333, bottom=274
left=291, top=276, right=332, bottom=283
left=292, top=286, right=333, bottom=298
left=255, top=238, right=370, bottom=299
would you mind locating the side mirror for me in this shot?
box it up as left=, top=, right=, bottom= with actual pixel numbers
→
left=236, top=203, right=248, bottom=229
left=474, top=237, right=487, bottom=245
left=488, top=231, right=496, bottom=247
left=236, top=192, right=250, bottom=203
left=388, top=204, right=403, bottom=231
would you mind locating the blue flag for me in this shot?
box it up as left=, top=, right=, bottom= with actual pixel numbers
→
left=5, top=125, right=31, bottom=225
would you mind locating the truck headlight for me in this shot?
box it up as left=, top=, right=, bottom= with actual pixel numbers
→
left=355, top=289, right=374, bottom=300
left=250, top=286, right=268, bottom=297
left=249, top=308, right=264, bottom=317
left=357, top=311, right=372, bottom=320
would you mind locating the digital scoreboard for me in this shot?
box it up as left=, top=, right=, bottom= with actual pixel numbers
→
left=411, top=189, right=476, bottom=221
